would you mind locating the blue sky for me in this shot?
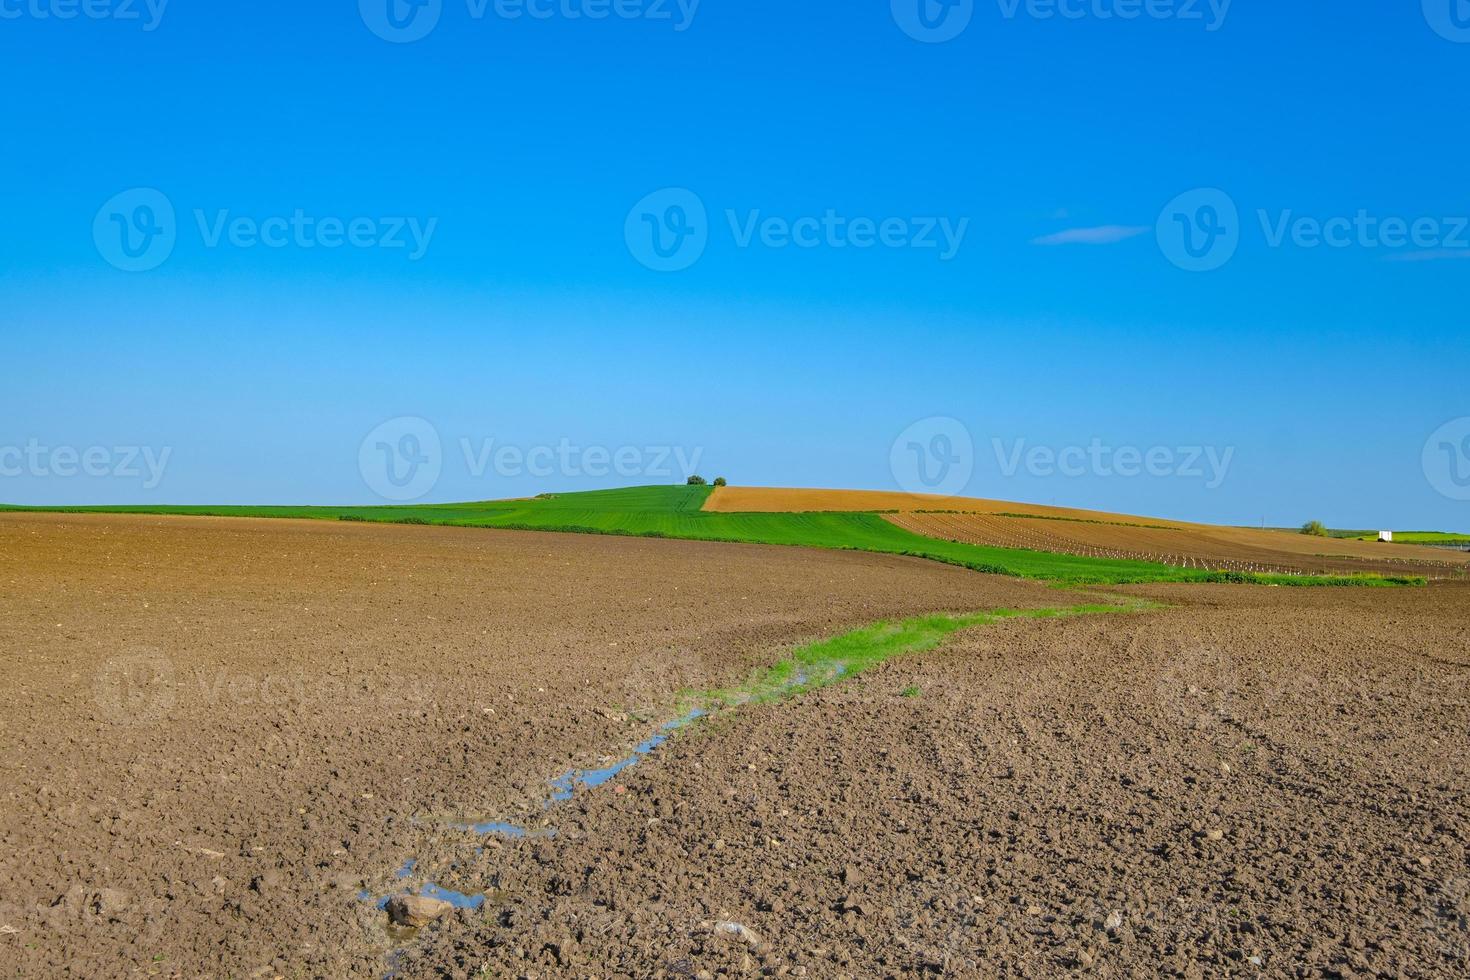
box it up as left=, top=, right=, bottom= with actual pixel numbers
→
left=2, top=1, right=1467, bottom=529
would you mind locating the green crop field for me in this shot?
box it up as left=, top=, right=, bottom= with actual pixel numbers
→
left=1, top=486, right=1424, bottom=587
left=1341, top=531, right=1470, bottom=546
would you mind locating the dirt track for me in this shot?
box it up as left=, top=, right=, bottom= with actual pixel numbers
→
left=2, top=515, right=1468, bottom=978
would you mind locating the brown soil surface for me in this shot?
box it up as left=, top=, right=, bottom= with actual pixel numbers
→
left=0, top=513, right=1045, bottom=978
left=706, top=486, right=1466, bottom=576
left=408, top=583, right=1470, bottom=979
left=887, top=512, right=1470, bottom=579
left=3, top=514, right=1467, bottom=978
left=703, top=486, right=1201, bottom=526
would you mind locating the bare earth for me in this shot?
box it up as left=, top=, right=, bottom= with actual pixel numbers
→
left=2, top=514, right=1468, bottom=978
left=887, top=512, right=1470, bottom=579
left=0, top=513, right=1045, bottom=978
left=701, top=486, right=1197, bottom=525
left=704, top=485, right=1469, bottom=578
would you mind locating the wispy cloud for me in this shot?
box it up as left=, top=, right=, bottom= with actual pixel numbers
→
left=1382, top=248, right=1470, bottom=263
left=1031, top=225, right=1150, bottom=246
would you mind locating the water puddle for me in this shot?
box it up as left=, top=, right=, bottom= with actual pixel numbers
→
left=549, top=707, right=707, bottom=799
left=360, top=708, right=715, bottom=917
left=359, top=880, right=486, bottom=913
left=459, top=819, right=529, bottom=837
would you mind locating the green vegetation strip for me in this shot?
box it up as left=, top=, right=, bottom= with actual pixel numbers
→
left=1, top=486, right=1423, bottom=587
left=1347, top=531, right=1470, bottom=546
left=687, top=601, right=1157, bottom=709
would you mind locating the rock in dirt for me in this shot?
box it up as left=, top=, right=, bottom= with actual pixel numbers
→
left=92, top=889, right=130, bottom=916
left=713, top=920, right=761, bottom=948
left=249, top=871, right=280, bottom=893
left=386, top=894, right=454, bottom=928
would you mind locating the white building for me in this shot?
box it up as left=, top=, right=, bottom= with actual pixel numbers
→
left=1378, top=530, right=1393, bottom=542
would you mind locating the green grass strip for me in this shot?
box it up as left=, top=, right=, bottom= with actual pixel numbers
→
left=687, top=600, right=1157, bottom=709
left=1, top=486, right=1425, bottom=587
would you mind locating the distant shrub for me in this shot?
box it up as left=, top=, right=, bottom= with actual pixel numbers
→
left=686, top=475, right=708, bottom=486
left=1300, top=520, right=1328, bottom=537
left=338, top=514, right=366, bottom=522
left=713, top=477, right=728, bottom=487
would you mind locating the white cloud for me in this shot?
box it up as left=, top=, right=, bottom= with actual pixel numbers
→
left=1030, top=225, right=1150, bottom=246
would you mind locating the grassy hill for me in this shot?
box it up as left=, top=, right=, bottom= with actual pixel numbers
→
left=1, top=486, right=1424, bottom=586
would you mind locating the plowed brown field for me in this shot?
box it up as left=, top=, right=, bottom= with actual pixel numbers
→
left=703, top=485, right=1468, bottom=578
left=3, top=513, right=1467, bottom=978
left=414, top=581, right=1470, bottom=978
left=703, top=485, right=1199, bottom=526
left=887, top=512, right=1470, bottom=578
left=0, top=513, right=1045, bottom=979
